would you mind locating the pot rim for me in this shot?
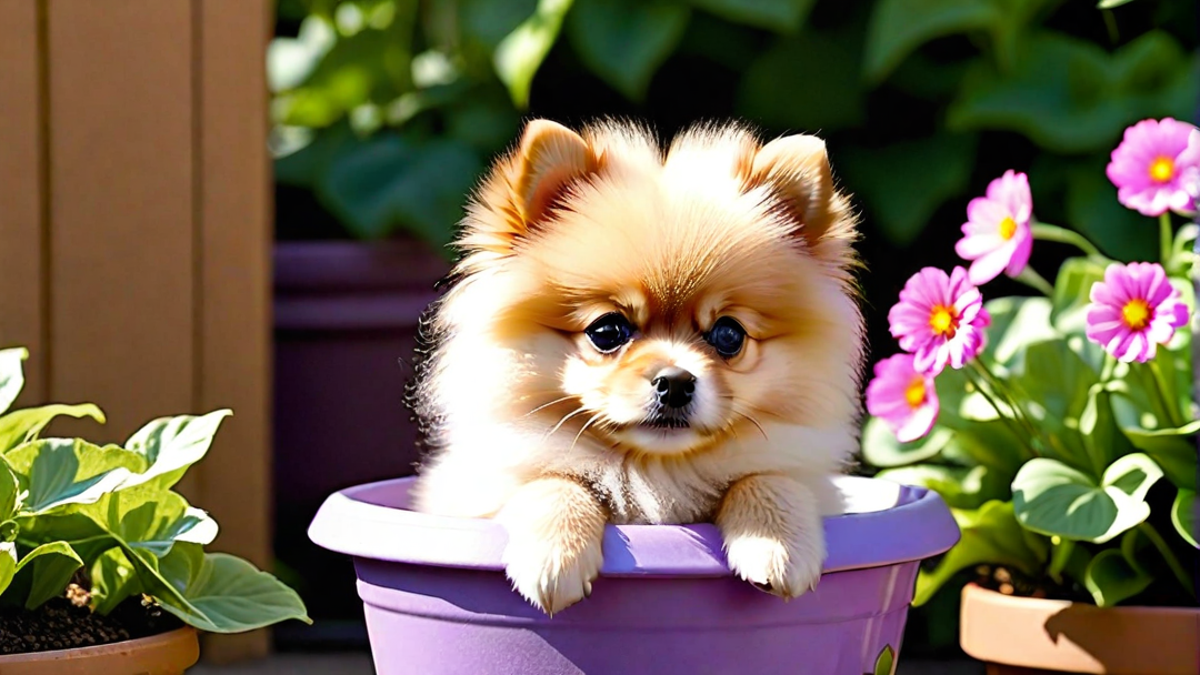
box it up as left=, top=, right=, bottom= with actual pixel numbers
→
left=0, top=626, right=198, bottom=664
left=962, top=582, right=1200, bottom=616
left=308, top=475, right=960, bottom=577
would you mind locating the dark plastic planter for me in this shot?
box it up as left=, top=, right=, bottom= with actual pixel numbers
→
left=309, top=476, right=959, bottom=675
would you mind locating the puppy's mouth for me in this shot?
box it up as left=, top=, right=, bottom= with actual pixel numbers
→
left=639, top=413, right=691, bottom=430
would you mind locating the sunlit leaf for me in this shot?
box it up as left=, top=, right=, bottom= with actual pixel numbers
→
left=0, top=349, right=28, bottom=416
left=0, top=404, right=106, bottom=454
left=494, top=0, right=573, bottom=108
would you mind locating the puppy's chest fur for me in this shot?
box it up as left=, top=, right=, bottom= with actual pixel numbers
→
left=577, top=453, right=729, bottom=525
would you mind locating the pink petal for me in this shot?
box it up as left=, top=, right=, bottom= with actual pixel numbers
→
left=1004, top=230, right=1032, bottom=277
left=967, top=247, right=1012, bottom=285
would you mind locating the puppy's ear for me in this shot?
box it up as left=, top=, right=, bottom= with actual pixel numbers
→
left=750, top=135, right=847, bottom=252
left=512, top=119, right=597, bottom=229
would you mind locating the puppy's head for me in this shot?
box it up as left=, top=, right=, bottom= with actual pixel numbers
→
left=448, top=119, right=862, bottom=457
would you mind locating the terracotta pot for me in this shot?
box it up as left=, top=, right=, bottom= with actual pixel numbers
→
left=0, top=627, right=199, bottom=675
left=960, top=583, right=1200, bottom=675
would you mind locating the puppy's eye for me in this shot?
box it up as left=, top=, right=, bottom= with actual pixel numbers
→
left=585, top=313, right=634, bottom=353
left=706, top=317, right=746, bottom=357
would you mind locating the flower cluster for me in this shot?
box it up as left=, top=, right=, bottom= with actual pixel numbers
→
left=866, top=117, right=1196, bottom=443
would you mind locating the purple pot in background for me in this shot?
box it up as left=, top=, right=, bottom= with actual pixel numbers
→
left=274, top=240, right=447, bottom=512
left=309, top=476, right=960, bottom=675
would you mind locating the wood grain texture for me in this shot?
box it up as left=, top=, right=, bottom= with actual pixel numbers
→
left=46, top=0, right=195, bottom=442
left=0, top=0, right=46, bottom=402
left=195, top=0, right=273, bottom=661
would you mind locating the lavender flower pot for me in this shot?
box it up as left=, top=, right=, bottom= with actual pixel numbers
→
left=309, top=476, right=959, bottom=675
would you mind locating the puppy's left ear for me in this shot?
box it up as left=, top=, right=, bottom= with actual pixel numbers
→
left=512, top=119, right=598, bottom=230
left=750, top=135, right=852, bottom=255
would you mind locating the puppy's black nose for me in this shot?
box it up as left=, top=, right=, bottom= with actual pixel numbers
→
left=652, top=366, right=696, bottom=409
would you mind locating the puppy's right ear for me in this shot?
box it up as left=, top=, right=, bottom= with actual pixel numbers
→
left=512, top=120, right=596, bottom=229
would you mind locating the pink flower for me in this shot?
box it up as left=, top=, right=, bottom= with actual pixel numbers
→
left=888, top=266, right=991, bottom=376
left=866, top=354, right=939, bottom=442
left=1085, top=262, right=1190, bottom=363
left=1106, top=118, right=1200, bottom=216
left=955, top=170, right=1034, bottom=285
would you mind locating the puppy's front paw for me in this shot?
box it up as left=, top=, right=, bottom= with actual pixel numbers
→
left=503, top=532, right=603, bottom=616
left=724, top=531, right=823, bottom=598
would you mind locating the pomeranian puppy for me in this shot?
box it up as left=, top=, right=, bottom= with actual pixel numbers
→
left=410, top=118, right=864, bottom=616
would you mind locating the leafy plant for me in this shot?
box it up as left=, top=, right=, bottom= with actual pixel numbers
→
left=0, top=349, right=310, bottom=633
left=862, top=118, right=1198, bottom=609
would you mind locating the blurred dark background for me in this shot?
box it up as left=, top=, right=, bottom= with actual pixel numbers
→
left=266, top=0, right=1198, bottom=657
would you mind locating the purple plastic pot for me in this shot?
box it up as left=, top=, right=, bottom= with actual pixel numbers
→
left=309, top=476, right=959, bottom=675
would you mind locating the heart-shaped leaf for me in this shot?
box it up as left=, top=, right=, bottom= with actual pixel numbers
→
left=1012, top=455, right=1162, bottom=543
left=0, top=349, right=28, bottom=416
left=914, top=500, right=1048, bottom=605
left=0, top=458, right=18, bottom=521
left=980, top=297, right=1059, bottom=369
left=861, top=418, right=955, bottom=468
left=124, top=410, right=231, bottom=491
left=1173, top=489, right=1197, bottom=548
left=90, top=548, right=142, bottom=615
left=566, top=0, right=689, bottom=101
left=6, top=439, right=145, bottom=515
left=494, top=0, right=573, bottom=108
left=1110, top=397, right=1198, bottom=490
left=1083, top=549, right=1152, bottom=607
left=1080, top=383, right=1134, bottom=476
left=143, top=549, right=310, bottom=633
left=1011, top=340, right=1096, bottom=471
left=0, top=404, right=106, bottom=454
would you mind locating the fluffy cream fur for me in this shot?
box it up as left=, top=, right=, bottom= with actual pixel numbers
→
left=410, top=119, right=864, bottom=615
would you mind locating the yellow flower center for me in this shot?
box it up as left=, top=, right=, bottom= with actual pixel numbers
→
left=1122, top=299, right=1151, bottom=331
left=929, top=305, right=958, bottom=338
left=999, top=216, right=1018, bottom=241
left=1149, top=156, right=1175, bottom=183
left=904, top=377, right=927, bottom=408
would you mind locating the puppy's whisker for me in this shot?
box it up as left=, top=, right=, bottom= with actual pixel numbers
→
left=544, top=407, right=589, bottom=440
left=734, top=410, right=769, bottom=441
left=569, top=413, right=604, bottom=454
left=523, top=394, right=579, bottom=418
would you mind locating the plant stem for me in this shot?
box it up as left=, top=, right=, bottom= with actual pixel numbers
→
left=972, top=360, right=1042, bottom=445
left=1138, top=522, right=1196, bottom=598
left=1099, top=354, right=1117, bottom=384
left=967, top=361, right=1041, bottom=457
left=1031, top=223, right=1106, bottom=261
left=1013, top=266, right=1054, bottom=297
left=1159, top=213, right=1173, bottom=267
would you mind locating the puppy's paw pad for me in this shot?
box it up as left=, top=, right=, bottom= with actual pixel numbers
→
left=725, top=534, right=822, bottom=599
left=504, top=537, right=603, bottom=616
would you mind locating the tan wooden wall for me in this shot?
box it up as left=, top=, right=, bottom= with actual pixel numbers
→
left=0, top=0, right=273, bottom=662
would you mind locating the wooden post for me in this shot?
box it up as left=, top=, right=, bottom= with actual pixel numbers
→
left=0, top=0, right=273, bottom=662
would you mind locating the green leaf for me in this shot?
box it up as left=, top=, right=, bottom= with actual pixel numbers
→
left=566, top=0, right=689, bottom=101
left=861, top=418, right=954, bottom=468
left=876, top=463, right=1009, bottom=509
left=1172, top=489, right=1197, bottom=548
left=1079, top=383, right=1134, bottom=476
left=873, top=644, right=896, bottom=675
left=0, top=348, right=28, bottom=416
left=0, top=404, right=106, bottom=454
left=1012, top=340, right=1096, bottom=470
left=0, top=458, right=18, bottom=521
left=316, top=133, right=482, bottom=246
left=1110, top=396, right=1198, bottom=490
left=1011, top=455, right=1162, bottom=543
left=156, top=553, right=311, bottom=633
left=736, top=26, right=865, bottom=133
left=688, top=0, right=815, bottom=31
left=0, top=542, right=15, bottom=597
left=90, top=548, right=142, bottom=615
left=6, top=439, right=145, bottom=514
left=914, top=500, right=1047, bottom=605
left=1051, top=258, right=1108, bottom=336
left=949, top=31, right=1199, bottom=153
left=980, top=297, right=1059, bottom=369
left=837, top=134, right=977, bottom=246
left=1096, top=0, right=1135, bottom=8
left=494, top=0, right=573, bottom=108
left=863, top=0, right=995, bottom=83
left=124, top=409, right=231, bottom=491
left=22, top=541, right=84, bottom=610
left=1084, top=549, right=1151, bottom=607
left=1065, top=160, right=1156, bottom=263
